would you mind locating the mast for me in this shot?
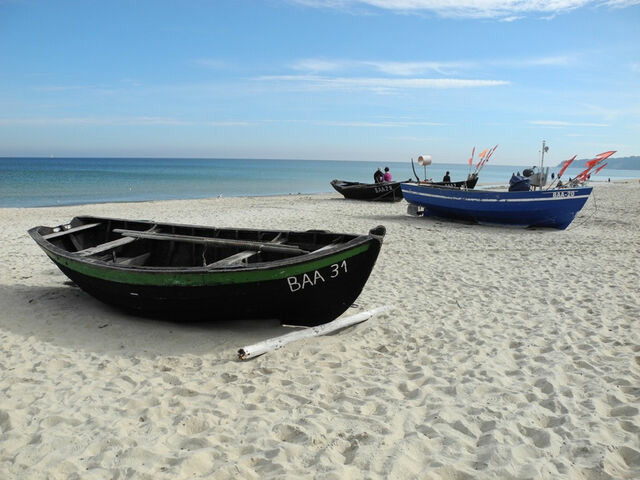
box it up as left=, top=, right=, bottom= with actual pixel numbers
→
left=536, top=140, right=549, bottom=190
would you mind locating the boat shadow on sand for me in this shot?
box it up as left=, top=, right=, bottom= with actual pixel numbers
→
left=360, top=211, right=580, bottom=233
left=0, top=283, right=291, bottom=358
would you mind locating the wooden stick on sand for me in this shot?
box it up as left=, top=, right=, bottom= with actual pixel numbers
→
left=237, top=305, right=393, bottom=360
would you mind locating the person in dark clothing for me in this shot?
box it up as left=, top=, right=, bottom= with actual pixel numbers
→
left=373, top=167, right=384, bottom=183
left=443, top=171, right=451, bottom=182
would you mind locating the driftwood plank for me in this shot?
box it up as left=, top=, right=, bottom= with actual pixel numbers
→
left=237, top=306, right=393, bottom=360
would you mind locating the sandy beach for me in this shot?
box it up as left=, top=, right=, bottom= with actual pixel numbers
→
left=1, top=182, right=639, bottom=479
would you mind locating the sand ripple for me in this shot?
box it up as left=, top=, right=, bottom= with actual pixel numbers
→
left=1, top=183, right=639, bottom=478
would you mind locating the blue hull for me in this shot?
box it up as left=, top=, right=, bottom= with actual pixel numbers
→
left=400, top=183, right=593, bottom=229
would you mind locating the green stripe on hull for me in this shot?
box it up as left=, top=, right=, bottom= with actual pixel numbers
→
left=45, top=243, right=372, bottom=287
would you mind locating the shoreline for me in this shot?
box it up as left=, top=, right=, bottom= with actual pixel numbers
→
left=3, top=178, right=638, bottom=210
left=1, top=182, right=639, bottom=479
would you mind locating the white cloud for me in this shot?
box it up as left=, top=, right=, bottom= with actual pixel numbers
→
left=361, top=60, right=469, bottom=75
left=318, top=120, right=450, bottom=127
left=288, top=0, right=636, bottom=19
left=291, top=55, right=576, bottom=76
left=0, top=117, right=251, bottom=127
left=530, top=120, right=609, bottom=127
left=604, top=0, right=640, bottom=7
left=498, top=55, right=575, bottom=67
left=291, top=58, right=468, bottom=75
left=257, top=74, right=509, bottom=92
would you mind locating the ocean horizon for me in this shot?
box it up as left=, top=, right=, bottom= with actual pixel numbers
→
left=2, top=157, right=639, bottom=208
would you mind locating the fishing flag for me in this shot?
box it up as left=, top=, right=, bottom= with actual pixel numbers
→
left=594, top=162, right=608, bottom=175
left=557, top=155, right=576, bottom=178
left=476, top=145, right=497, bottom=170
left=585, top=150, right=616, bottom=169
left=486, top=144, right=499, bottom=161
left=475, top=148, right=488, bottom=168
left=468, top=146, right=475, bottom=166
left=576, top=166, right=594, bottom=182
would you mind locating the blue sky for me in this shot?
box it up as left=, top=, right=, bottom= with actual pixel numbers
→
left=1, top=0, right=639, bottom=165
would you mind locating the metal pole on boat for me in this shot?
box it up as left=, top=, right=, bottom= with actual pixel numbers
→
left=537, top=140, right=549, bottom=191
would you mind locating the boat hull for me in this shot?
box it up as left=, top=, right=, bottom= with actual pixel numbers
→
left=401, top=183, right=592, bottom=229
left=29, top=217, right=385, bottom=326
left=331, top=179, right=404, bottom=202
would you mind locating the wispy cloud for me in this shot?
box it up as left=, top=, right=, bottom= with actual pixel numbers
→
left=580, top=102, right=640, bottom=120
left=292, top=59, right=470, bottom=75
left=0, top=117, right=251, bottom=127
left=257, top=74, right=509, bottom=92
left=494, top=55, right=576, bottom=67
left=530, top=120, right=609, bottom=127
left=291, top=55, right=576, bottom=76
left=288, top=0, right=638, bottom=19
left=604, top=0, right=640, bottom=7
left=318, top=120, right=451, bottom=127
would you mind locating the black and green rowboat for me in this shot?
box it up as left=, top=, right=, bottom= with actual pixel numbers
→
left=28, top=216, right=386, bottom=326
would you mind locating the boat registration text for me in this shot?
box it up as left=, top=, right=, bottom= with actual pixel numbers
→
left=287, top=260, right=348, bottom=292
left=553, top=191, right=576, bottom=198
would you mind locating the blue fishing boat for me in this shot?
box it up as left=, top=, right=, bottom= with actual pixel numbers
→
left=401, top=183, right=592, bottom=229
left=402, top=141, right=597, bottom=230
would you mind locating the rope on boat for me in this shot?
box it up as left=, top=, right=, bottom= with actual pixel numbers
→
left=566, top=187, right=598, bottom=230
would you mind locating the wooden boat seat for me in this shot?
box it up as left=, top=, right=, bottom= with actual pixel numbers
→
left=313, top=240, right=343, bottom=254
left=115, top=252, right=152, bottom=266
left=77, top=236, right=138, bottom=256
left=43, top=222, right=101, bottom=240
left=206, top=251, right=258, bottom=268
left=112, top=229, right=308, bottom=255
left=77, top=226, right=158, bottom=257
left=205, top=234, right=286, bottom=268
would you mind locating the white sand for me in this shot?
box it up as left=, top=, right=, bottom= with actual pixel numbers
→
left=1, top=182, right=639, bottom=479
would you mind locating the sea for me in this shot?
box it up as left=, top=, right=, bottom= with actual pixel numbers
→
left=2, top=157, right=639, bottom=208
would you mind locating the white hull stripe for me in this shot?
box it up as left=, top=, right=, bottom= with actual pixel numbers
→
left=404, top=190, right=591, bottom=203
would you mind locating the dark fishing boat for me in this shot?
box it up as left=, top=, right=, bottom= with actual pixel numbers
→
left=28, top=216, right=386, bottom=326
left=331, top=179, right=405, bottom=202
left=410, top=156, right=479, bottom=189
left=419, top=174, right=479, bottom=190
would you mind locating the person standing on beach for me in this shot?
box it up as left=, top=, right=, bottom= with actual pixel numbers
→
left=374, top=167, right=384, bottom=183
left=443, top=171, right=451, bottom=182
left=383, top=167, right=392, bottom=182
